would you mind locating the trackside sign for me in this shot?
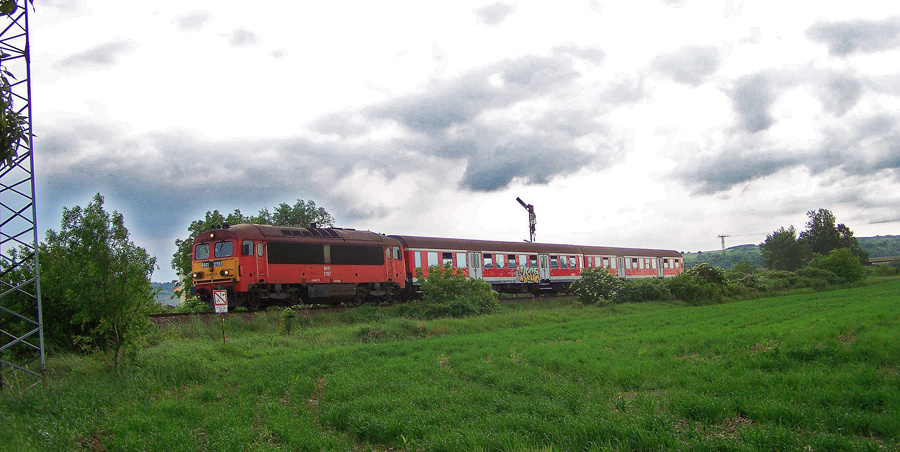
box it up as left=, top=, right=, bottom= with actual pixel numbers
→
left=213, top=290, right=228, bottom=314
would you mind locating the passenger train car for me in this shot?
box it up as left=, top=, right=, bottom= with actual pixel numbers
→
left=190, top=224, right=683, bottom=309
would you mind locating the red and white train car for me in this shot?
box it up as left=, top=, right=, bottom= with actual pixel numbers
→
left=390, top=235, right=683, bottom=293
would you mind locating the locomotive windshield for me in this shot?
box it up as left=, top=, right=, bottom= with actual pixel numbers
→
left=214, top=241, right=234, bottom=258
left=195, top=243, right=210, bottom=260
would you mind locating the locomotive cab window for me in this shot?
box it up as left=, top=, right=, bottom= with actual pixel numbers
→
left=394, top=247, right=401, bottom=260
left=214, top=241, right=234, bottom=258
left=242, top=241, right=253, bottom=256
left=257, top=242, right=265, bottom=257
left=195, top=243, right=210, bottom=260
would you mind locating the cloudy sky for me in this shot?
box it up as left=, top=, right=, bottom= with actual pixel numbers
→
left=29, top=0, right=900, bottom=281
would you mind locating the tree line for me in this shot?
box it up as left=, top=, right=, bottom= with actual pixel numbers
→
left=760, top=208, right=868, bottom=274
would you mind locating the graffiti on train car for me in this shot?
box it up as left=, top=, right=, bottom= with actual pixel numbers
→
left=516, top=266, right=540, bottom=283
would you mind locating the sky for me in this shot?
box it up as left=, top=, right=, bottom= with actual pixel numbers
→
left=26, top=0, right=900, bottom=282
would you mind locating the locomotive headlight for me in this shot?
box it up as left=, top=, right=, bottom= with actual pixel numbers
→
left=220, top=269, right=230, bottom=276
left=192, top=271, right=204, bottom=279
left=209, top=233, right=215, bottom=239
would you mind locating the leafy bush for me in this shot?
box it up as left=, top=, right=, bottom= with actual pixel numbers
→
left=808, top=248, right=866, bottom=283
left=869, top=264, right=899, bottom=277
left=174, top=296, right=212, bottom=313
left=615, top=278, right=672, bottom=303
left=416, top=265, right=500, bottom=318
left=667, top=273, right=722, bottom=304
left=570, top=267, right=624, bottom=306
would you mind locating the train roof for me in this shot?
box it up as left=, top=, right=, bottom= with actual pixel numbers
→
left=203, top=224, right=400, bottom=245
left=389, top=235, right=682, bottom=257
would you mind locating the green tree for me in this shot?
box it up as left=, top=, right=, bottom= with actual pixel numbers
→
left=808, top=248, right=866, bottom=283
left=799, top=208, right=868, bottom=263
left=255, top=199, right=335, bottom=228
left=759, top=226, right=804, bottom=271
left=41, top=194, right=157, bottom=371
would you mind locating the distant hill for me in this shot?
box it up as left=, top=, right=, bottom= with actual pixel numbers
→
left=682, top=235, right=900, bottom=269
left=152, top=281, right=181, bottom=306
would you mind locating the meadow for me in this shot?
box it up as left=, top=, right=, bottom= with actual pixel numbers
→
left=1, top=280, right=898, bottom=451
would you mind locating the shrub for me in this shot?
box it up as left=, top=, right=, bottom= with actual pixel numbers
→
left=615, top=278, right=672, bottom=303
left=808, top=248, right=866, bottom=283
left=869, top=264, right=899, bottom=277
left=667, top=273, right=721, bottom=304
left=416, top=265, right=500, bottom=318
left=570, top=267, right=624, bottom=306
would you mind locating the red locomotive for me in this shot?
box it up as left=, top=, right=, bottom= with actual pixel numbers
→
left=190, top=224, right=684, bottom=309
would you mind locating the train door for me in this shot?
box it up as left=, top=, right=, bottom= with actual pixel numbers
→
left=385, top=247, right=394, bottom=280
left=657, top=258, right=664, bottom=278
left=617, top=257, right=626, bottom=278
left=539, top=254, right=550, bottom=280
left=469, top=251, right=482, bottom=279
left=255, top=242, right=268, bottom=282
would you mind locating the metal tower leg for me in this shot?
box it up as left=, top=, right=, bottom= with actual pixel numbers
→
left=0, top=0, right=45, bottom=391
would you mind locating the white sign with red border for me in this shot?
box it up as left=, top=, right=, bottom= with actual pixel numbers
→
left=213, top=290, right=228, bottom=314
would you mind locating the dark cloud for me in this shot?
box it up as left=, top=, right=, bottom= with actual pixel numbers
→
left=474, top=3, right=515, bottom=25
left=818, top=73, right=862, bottom=116
left=175, top=11, right=213, bottom=31
left=807, top=17, right=900, bottom=56
left=678, top=151, right=802, bottom=195
left=228, top=29, right=258, bottom=47
left=674, top=113, right=900, bottom=195
left=652, top=46, right=721, bottom=85
left=730, top=74, right=775, bottom=133
left=56, top=40, right=137, bottom=70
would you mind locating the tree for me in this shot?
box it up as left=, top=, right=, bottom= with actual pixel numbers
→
left=759, top=226, right=804, bottom=271
left=799, top=208, right=868, bottom=264
left=808, top=248, right=866, bottom=283
left=41, top=194, right=157, bottom=371
left=255, top=199, right=335, bottom=228
left=171, top=199, right=335, bottom=291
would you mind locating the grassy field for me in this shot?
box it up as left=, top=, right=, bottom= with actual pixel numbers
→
left=2, top=280, right=899, bottom=451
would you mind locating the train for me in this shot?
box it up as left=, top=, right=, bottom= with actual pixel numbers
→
left=189, top=223, right=684, bottom=309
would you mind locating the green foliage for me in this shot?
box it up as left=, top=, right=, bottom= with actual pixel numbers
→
left=809, top=248, right=866, bottom=283
left=40, top=194, right=157, bottom=370
left=416, top=265, right=500, bottom=318
left=570, top=267, right=624, bottom=306
left=859, top=235, right=900, bottom=258
left=172, top=199, right=334, bottom=291
left=799, top=208, right=868, bottom=263
left=0, top=65, right=29, bottom=168
left=615, top=278, right=672, bottom=303
left=760, top=226, right=804, bottom=271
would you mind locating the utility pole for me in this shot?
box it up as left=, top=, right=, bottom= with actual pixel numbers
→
left=717, top=234, right=729, bottom=269
left=515, top=197, right=536, bottom=243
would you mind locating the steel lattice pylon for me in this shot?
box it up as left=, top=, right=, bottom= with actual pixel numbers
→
left=0, top=0, right=44, bottom=391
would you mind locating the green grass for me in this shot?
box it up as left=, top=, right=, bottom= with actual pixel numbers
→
left=2, top=282, right=899, bottom=451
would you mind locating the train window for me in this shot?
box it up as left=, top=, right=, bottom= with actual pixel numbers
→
left=428, top=252, right=439, bottom=267
left=214, top=241, right=234, bottom=258
left=631, top=258, right=638, bottom=269
left=483, top=254, right=493, bottom=269
left=507, top=254, right=516, bottom=269
left=394, top=247, right=401, bottom=260
left=242, top=241, right=253, bottom=256
left=457, top=252, right=467, bottom=269
left=550, top=256, right=559, bottom=269
left=257, top=243, right=265, bottom=257
left=675, top=259, right=681, bottom=269
left=195, top=243, right=210, bottom=260
left=519, top=255, right=527, bottom=268
left=495, top=254, right=505, bottom=269
left=561, top=256, right=570, bottom=269
left=415, top=252, right=422, bottom=269
left=529, top=255, right=538, bottom=268
left=570, top=256, right=578, bottom=269
left=651, top=259, right=657, bottom=269
left=663, top=258, right=669, bottom=269
left=443, top=252, right=453, bottom=267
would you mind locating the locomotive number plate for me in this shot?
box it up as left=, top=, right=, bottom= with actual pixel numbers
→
left=202, top=260, right=224, bottom=268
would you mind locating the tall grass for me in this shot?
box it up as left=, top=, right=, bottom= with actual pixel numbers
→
left=2, top=281, right=898, bottom=450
